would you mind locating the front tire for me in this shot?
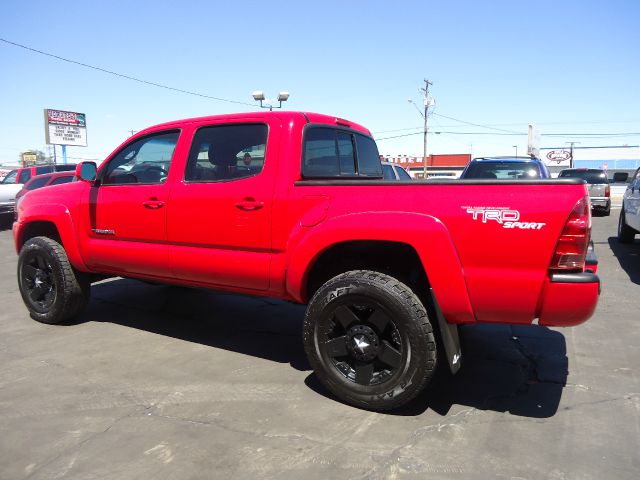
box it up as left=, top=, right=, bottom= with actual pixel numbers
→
left=303, top=270, right=437, bottom=411
left=618, top=207, right=636, bottom=244
left=17, top=236, right=90, bottom=324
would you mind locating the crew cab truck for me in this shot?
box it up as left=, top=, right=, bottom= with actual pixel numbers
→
left=13, top=111, right=600, bottom=411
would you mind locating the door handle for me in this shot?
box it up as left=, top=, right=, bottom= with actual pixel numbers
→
left=236, top=198, right=264, bottom=211
left=142, top=198, right=165, bottom=209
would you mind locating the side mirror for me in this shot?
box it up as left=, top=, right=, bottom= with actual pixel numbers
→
left=75, top=162, right=97, bottom=183
left=613, top=172, right=628, bottom=183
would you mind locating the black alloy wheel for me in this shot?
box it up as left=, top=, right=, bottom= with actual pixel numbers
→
left=304, top=270, right=437, bottom=411
left=21, top=252, right=57, bottom=313
left=321, top=301, right=404, bottom=387
left=17, top=236, right=90, bottom=324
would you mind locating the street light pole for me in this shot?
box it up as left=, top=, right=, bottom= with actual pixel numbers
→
left=566, top=141, right=581, bottom=168
left=513, top=145, right=518, bottom=157
left=422, top=79, right=432, bottom=179
left=408, top=79, right=433, bottom=179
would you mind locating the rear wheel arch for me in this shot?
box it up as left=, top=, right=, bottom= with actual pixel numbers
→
left=305, top=240, right=430, bottom=302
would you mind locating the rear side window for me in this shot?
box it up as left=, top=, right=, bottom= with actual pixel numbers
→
left=35, top=166, right=54, bottom=175
left=302, top=127, right=382, bottom=178
left=382, top=164, right=395, bottom=179
left=50, top=176, right=74, bottom=186
left=185, top=124, right=267, bottom=182
left=394, top=166, right=412, bottom=180
left=27, top=176, right=50, bottom=190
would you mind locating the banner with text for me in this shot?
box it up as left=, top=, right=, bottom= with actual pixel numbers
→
left=44, top=109, right=87, bottom=146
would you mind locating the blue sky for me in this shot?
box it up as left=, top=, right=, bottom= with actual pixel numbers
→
left=1, top=0, right=639, bottom=164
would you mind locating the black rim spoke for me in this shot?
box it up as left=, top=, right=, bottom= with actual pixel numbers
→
left=325, top=302, right=404, bottom=387
left=367, top=309, right=391, bottom=333
left=36, top=256, right=47, bottom=270
left=378, top=341, right=402, bottom=368
left=333, top=305, right=360, bottom=329
left=29, top=285, right=46, bottom=302
left=22, top=265, right=38, bottom=281
left=325, top=336, right=349, bottom=357
left=22, top=255, right=56, bottom=310
left=354, top=362, right=374, bottom=385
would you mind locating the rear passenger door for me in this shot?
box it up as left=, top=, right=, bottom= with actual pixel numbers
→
left=167, top=120, right=277, bottom=290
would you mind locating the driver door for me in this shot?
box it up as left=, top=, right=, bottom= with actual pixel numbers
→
left=84, top=130, right=180, bottom=278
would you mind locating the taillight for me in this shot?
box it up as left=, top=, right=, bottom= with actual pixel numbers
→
left=605, top=184, right=610, bottom=197
left=549, top=195, right=591, bottom=272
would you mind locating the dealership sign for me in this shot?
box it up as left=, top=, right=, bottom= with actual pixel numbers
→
left=542, top=149, right=571, bottom=167
left=44, top=109, right=87, bottom=147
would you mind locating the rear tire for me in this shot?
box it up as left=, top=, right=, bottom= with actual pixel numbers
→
left=17, top=236, right=90, bottom=324
left=303, top=270, right=437, bottom=411
left=618, top=207, right=636, bottom=244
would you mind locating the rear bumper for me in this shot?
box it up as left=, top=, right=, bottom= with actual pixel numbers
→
left=590, top=197, right=610, bottom=209
left=538, top=272, right=600, bottom=327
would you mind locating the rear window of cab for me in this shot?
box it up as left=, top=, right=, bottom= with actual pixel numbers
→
left=302, top=127, right=382, bottom=178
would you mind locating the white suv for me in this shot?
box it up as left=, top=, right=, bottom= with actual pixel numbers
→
left=618, top=167, right=640, bottom=243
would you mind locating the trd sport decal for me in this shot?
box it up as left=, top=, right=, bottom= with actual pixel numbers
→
left=464, top=207, right=546, bottom=230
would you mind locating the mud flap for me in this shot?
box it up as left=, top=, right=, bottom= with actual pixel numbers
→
left=430, top=288, right=462, bottom=374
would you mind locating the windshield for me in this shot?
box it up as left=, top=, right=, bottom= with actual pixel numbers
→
left=559, top=170, right=608, bottom=184
left=463, top=162, right=541, bottom=179
left=1, top=170, right=18, bottom=184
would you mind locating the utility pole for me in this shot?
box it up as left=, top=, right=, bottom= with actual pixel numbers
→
left=421, top=79, right=433, bottom=179
left=566, top=141, right=581, bottom=168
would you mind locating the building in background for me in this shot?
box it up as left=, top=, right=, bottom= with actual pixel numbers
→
left=381, top=154, right=471, bottom=178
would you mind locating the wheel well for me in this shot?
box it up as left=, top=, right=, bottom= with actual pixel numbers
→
left=305, top=241, right=430, bottom=301
left=20, top=221, right=62, bottom=249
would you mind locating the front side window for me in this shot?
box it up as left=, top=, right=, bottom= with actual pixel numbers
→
left=102, top=131, right=179, bottom=185
left=302, top=127, right=382, bottom=178
left=185, top=124, right=267, bottom=182
left=1, top=170, right=18, bottom=184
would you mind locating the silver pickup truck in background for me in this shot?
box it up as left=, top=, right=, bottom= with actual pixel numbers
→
left=559, top=168, right=611, bottom=216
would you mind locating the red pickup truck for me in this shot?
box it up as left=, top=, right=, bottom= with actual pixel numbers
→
left=13, top=111, right=600, bottom=410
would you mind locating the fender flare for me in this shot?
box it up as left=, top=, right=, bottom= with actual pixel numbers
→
left=285, top=211, right=476, bottom=324
left=16, top=204, right=88, bottom=272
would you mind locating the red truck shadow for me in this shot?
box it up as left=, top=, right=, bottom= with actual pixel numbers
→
left=71, top=278, right=568, bottom=417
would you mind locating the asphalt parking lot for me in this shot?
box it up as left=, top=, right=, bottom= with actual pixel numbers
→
left=0, top=211, right=638, bottom=479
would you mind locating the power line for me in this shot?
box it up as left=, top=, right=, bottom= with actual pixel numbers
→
left=0, top=37, right=255, bottom=107
left=375, top=130, right=640, bottom=141
left=432, top=113, right=522, bottom=134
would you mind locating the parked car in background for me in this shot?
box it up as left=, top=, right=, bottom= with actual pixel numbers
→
left=618, top=166, right=640, bottom=243
left=558, top=168, right=611, bottom=216
left=0, top=164, right=76, bottom=222
left=15, top=171, right=76, bottom=202
left=459, top=156, right=551, bottom=180
left=381, top=161, right=413, bottom=180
